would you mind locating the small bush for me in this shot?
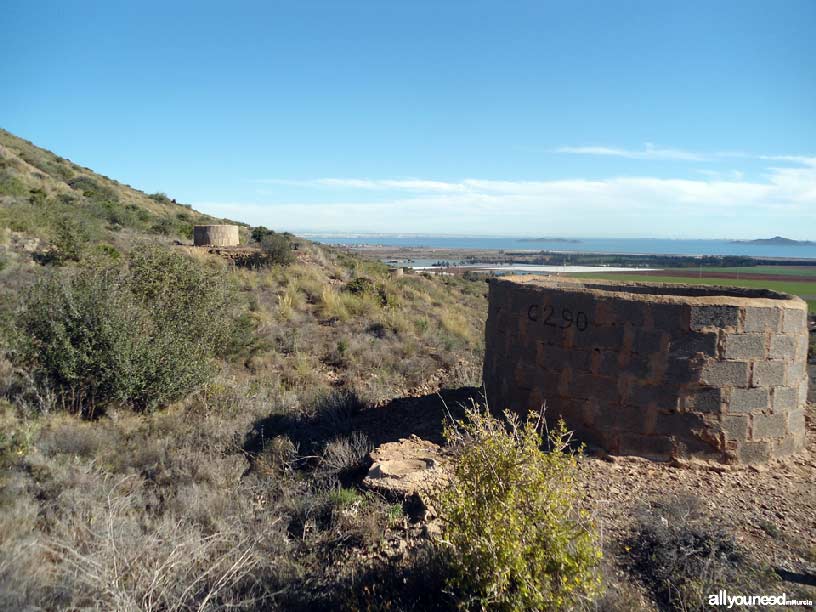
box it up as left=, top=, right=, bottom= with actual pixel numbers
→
left=260, top=233, right=294, bottom=266
left=36, top=216, right=88, bottom=265
left=343, top=277, right=390, bottom=306
left=319, top=431, right=371, bottom=483
left=627, top=496, right=781, bottom=611
left=434, top=404, right=601, bottom=611
left=13, top=246, right=247, bottom=413
left=147, top=192, right=171, bottom=204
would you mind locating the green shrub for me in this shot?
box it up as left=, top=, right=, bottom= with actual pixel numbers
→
left=36, top=216, right=88, bottom=265
left=260, top=232, right=294, bottom=266
left=13, top=246, right=247, bottom=413
left=434, top=405, right=601, bottom=611
left=0, top=174, right=27, bottom=197
left=147, top=192, right=171, bottom=204
left=251, top=225, right=271, bottom=242
left=67, top=176, right=118, bottom=203
left=343, top=277, right=389, bottom=306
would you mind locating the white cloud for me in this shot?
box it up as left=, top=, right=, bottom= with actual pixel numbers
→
left=196, top=154, right=816, bottom=238
left=554, top=143, right=710, bottom=161
left=553, top=144, right=816, bottom=165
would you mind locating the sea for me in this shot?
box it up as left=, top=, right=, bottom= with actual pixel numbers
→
left=304, top=235, right=816, bottom=260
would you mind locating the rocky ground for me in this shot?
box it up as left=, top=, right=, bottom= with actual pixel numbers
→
left=579, top=411, right=816, bottom=572
left=352, top=383, right=816, bottom=606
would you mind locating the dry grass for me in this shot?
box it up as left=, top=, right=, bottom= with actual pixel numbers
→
left=0, top=235, right=493, bottom=609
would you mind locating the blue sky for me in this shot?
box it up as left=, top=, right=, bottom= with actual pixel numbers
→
left=2, top=0, right=815, bottom=238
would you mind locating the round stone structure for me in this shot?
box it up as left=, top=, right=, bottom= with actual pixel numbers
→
left=193, top=224, right=240, bottom=247
left=483, top=276, right=808, bottom=464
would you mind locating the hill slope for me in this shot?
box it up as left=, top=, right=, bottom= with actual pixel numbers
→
left=0, top=128, right=240, bottom=258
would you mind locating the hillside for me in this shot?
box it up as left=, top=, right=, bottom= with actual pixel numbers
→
left=0, top=128, right=242, bottom=259
left=0, top=132, right=496, bottom=608
left=1, top=131, right=814, bottom=611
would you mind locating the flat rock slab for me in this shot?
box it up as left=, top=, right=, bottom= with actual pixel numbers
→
left=363, top=435, right=450, bottom=500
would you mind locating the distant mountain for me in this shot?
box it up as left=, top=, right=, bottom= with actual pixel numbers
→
left=518, top=237, right=582, bottom=244
left=731, top=236, right=815, bottom=246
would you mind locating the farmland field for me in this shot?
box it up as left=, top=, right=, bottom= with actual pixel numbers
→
left=570, top=268, right=816, bottom=312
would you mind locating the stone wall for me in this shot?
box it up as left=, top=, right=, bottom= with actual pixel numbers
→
left=482, top=276, right=808, bottom=464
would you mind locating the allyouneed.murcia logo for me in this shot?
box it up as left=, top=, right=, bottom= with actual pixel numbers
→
left=708, top=590, right=813, bottom=608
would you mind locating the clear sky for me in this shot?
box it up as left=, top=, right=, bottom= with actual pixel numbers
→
left=3, top=0, right=815, bottom=238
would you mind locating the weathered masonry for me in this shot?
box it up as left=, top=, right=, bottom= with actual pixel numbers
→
left=483, top=276, right=808, bottom=464
left=193, top=224, right=240, bottom=247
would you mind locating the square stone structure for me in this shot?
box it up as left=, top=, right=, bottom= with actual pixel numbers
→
left=483, top=276, right=808, bottom=464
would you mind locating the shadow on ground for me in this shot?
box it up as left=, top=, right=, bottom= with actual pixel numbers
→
left=244, top=386, right=484, bottom=458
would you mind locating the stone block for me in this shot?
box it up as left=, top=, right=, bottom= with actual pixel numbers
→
left=614, top=299, right=646, bottom=327
left=729, top=388, right=770, bottom=414
left=690, top=305, right=739, bottom=331
left=772, top=386, right=799, bottom=412
left=787, top=409, right=805, bottom=430
left=701, top=361, right=749, bottom=387
left=650, top=303, right=689, bottom=332
left=664, top=357, right=702, bottom=385
left=627, top=381, right=679, bottom=410
left=752, top=413, right=787, bottom=439
left=668, top=333, right=718, bottom=358
left=769, top=334, right=795, bottom=359
left=597, top=351, right=620, bottom=378
left=681, top=388, right=725, bottom=414
left=786, top=359, right=807, bottom=385
left=570, top=373, right=621, bottom=405
left=625, top=354, right=652, bottom=378
left=724, top=333, right=766, bottom=360
left=795, top=334, right=809, bottom=361
left=597, top=404, right=655, bottom=434
left=743, top=306, right=781, bottom=333
left=751, top=362, right=786, bottom=387
left=635, top=329, right=668, bottom=355
left=773, top=433, right=803, bottom=457
left=536, top=344, right=590, bottom=372
left=799, top=379, right=809, bottom=405
left=782, top=308, right=807, bottom=334
left=575, top=325, right=625, bottom=350
left=721, top=415, right=749, bottom=440
left=652, top=412, right=707, bottom=436
left=736, top=441, right=771, bottom=464
left=593, top=300, right=618, bottom=326
left=547, top=400, right=586, bottom=428
left=617, top=433, right=675, bottom=459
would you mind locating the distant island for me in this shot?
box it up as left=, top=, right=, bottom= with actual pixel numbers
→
left=731, top=236, right=815, bottom=246
left=518, top=237, right=582, bottom=244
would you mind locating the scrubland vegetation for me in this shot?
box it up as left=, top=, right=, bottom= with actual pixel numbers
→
left=1, top=131, right=812, bottom=611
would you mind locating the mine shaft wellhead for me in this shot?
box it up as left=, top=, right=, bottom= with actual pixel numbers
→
left=482, top=276, right=808, bottom=464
